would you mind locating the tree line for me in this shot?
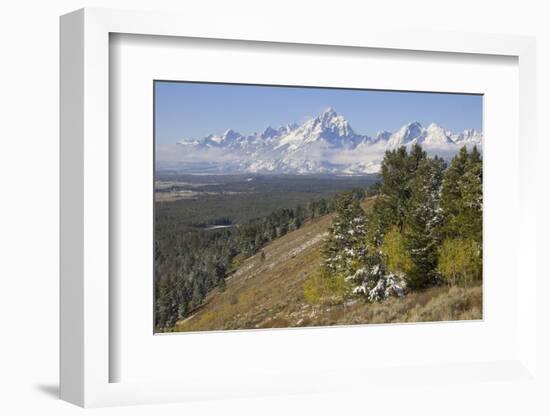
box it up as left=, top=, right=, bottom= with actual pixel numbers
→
left=306, top=144, right=482, bottom=304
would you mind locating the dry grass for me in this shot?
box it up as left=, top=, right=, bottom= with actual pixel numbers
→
left=341, top=285, right=482, bottom=325
left=175, top=197, right=482, bottom=332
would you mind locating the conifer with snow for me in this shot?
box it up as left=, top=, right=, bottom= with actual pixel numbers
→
left=315, top=144, right=482, bottom=306
left=404, top=153, right=446, bottom=289
left=323, top=191, right=368, bottom=276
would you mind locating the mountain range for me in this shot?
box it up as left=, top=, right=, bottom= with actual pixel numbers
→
left=159, top=108, right=482, bottom=175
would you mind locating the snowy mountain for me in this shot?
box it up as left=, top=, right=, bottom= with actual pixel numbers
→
left=160, top=108, right=482, bottom=174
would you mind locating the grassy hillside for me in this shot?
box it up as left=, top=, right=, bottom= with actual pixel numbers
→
left=175, top=197, right=482, bottom=332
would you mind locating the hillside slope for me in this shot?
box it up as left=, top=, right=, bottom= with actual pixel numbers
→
left=175, top=198, right=481, bottom=332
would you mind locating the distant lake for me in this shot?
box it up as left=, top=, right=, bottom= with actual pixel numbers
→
left=204, top=224, right=235, bottom=230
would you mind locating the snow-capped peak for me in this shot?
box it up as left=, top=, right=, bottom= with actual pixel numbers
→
left=273, top=108, right=362, bottom=150
left=277, top=123, right=299, bottom=135
left=313, top=108, right=359, bottom=142
left=374, top=130, right=392, bottom=143
left=320, top=106, right=337, bottom=119
left=386, top=121, right=424, bottom=149
left=222, top=129, right=241, bottom=141
left=261, top=126, right=279, bottom=139
left=423, top=123, right=454, bottom=146
left=403, top=121, right=424, bottom=136
left=451, top=128, right=483, bottom=145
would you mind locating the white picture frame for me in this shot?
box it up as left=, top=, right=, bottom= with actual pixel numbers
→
left=60, top=7, right=538, bottom=408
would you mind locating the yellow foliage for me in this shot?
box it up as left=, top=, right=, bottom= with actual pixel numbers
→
left=303, top=268, right=349, bottom=305
left=438, top=238, right=482, bottom=286
left=380, top=226, right=413, bottom=276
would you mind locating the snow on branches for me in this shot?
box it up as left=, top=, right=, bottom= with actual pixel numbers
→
left=322, top=191, right=406, bottom=303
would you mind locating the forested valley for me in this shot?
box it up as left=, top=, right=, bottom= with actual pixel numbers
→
left=154, top=175, right=373, bottom=330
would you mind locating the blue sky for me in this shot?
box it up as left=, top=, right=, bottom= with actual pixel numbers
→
left=155, top=81, right=482, bottom=145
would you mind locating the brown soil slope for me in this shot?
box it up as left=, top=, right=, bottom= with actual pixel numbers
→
left=175, top=197, right=481, bottom=332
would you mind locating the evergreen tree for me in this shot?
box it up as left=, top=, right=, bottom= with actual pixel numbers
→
left=439, top=146, right=480, bottom=240
left=321, top=191, right=395, bottom=301
left=461, top=146, right=483, bottom=243
left=366, top=181, right=382, bottom=197
left=373, top=144, right=428, bottom=234
left=191, top=281, right=203, bottom=309
left=437, top=146, right=482, bottom=286
left=156, top=275, right=178, bottom=328
left=376, top=146, right=411, bottom=231
left=322, top=191, right=368, bottom=276
left=218, top=276, right=227, bottom=292
left=404, top=155, right=446, bottom=289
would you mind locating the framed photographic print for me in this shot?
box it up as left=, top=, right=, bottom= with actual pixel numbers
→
left=153, top=81, right=483, bottom=333
left=60, top=8, right=539, bottom=409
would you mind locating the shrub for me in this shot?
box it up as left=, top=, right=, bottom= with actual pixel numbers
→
left=303, top=268, right=349, bottom=305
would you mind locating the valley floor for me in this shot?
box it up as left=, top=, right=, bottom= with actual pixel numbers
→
left=174, top=198, right=482, bottom=332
